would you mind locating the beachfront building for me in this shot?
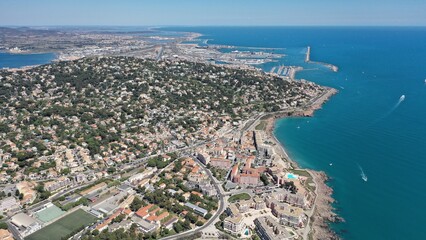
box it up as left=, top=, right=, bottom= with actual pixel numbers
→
left=254, top=216, right=294, bottom=240
left=267, top=200, right=307, bottom=228
left=278, top=206, right=307, bottom=228
left=267, top=188, right=312, bottom=209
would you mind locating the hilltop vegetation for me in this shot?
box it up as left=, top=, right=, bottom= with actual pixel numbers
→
left=0, top=57, right=326, bottom=181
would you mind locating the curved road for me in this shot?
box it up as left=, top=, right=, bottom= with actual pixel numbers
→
left=160, top=159, right=225, bottom=240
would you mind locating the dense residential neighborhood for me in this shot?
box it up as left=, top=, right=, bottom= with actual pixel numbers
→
left=0, top=56, right=334, bottom=240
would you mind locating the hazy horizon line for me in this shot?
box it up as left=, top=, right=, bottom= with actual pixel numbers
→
left=1, top=25, right=426, bottom=28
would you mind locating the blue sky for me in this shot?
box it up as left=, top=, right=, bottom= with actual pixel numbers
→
left=0, top=0, right=425, bottom=26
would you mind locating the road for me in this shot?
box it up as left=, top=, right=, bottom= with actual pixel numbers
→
left=7, top=221, right=22, bottom=240
left=5, top=89, right=334, bottom=239
left=156, top=46, right=164, bottom=61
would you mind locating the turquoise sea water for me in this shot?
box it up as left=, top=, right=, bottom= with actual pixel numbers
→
left=0, top=52, right=55, bottom=68
left=165, top=27, right=426, bottom=239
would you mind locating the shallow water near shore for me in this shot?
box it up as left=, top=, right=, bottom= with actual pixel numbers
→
left=166, top=26, right=426, bottom=240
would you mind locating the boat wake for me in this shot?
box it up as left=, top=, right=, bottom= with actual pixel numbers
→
left=395, top=94, right=405, bottom=107
left=386, top=94, right=405, bottom=116
left=368, top=95, right=405, bottom=127
left=358, top=165, right=368, bottom=182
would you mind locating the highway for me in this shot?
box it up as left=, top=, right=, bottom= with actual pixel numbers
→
left=156, top=46, right=164, bottom=61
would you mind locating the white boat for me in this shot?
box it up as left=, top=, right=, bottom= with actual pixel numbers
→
left=359, top=165, right=368, bottom=182
left=400, top=95, right=405, bottom=101
left=361, top=173, right=368, bottom=182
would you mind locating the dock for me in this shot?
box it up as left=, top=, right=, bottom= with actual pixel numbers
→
left=305, top=46, right=338, bottom=72
left=268, top=65, right=303, bottom=79
left=289, top=67, right=303, bottom=79
left=305, top=46, right=310, bottom=62
left=310, top=61, right=339, bottom=72
left=277, top=65, right=284, bottom=75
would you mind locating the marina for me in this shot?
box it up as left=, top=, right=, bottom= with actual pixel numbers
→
left=269, top=65, right=303, bottom=79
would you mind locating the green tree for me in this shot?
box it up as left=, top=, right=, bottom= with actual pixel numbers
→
left=205, top=213, right=212, bottom=220
left=130, top=197, right=144, bottom=212
left=173, top=161, right=183, bottom=172
left=0, top=222, right=8, bottom=229
left=173, top=221, right=184, bottom=233
left=189, top=193, right=202, bottom=203
left=260, top=173, right=269, bottom=185
left=61, top=168, right=71, bottom=175
left=107, top=167, right=116, bottom=174
left=185, top=212, right=197, bottom=224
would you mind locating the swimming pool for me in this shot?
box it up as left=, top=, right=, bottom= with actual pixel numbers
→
left=286, top=173, right=298, bottom=179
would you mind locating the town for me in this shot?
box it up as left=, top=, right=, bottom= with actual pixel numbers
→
left=0, top=27, right=284, bottom=69
left=0, top=55, right=335, bottom=240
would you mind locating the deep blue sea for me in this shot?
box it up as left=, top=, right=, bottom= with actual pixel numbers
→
left=165, top=26, right=426, bottom=240
left=0, top=52, right=55, bottom=68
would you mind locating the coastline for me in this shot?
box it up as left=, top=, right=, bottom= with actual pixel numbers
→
left=3, top=28, right=341, bottom=238
left=0, top=51, right=57, bottom=71
left=262, top=88, right=340, bottom=239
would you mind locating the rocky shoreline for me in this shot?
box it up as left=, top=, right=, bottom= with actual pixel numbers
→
left=308, top=171, right=341, bottom=240
left=262, top=88, right=341, bottom=239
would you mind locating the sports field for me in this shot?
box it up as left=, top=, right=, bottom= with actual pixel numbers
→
left=25, top=209, right=97, bottom=240
left=34, top=204, right=65, bottom=223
